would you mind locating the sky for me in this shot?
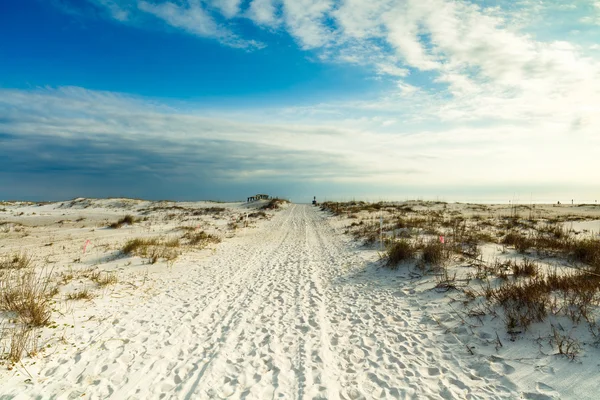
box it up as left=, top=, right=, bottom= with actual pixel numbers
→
left=1, top=0, right=599, bottom=203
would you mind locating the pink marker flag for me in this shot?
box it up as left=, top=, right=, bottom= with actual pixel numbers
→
left=83, top=239, right=91, bottom=254
left=439, top=236, right=445, bottom=244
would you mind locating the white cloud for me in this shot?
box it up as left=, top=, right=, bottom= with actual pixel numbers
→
left=2, top=86, right=599, bottom=193
left=94, top=0, right=130, bottom=20
left=208, top=0, right=242, bottom=19
left=247, top=0, right=281, bottom=27
left=375, top=63, right=409, bottom=77
left=281, top=0, right=336, bottom=49
left=138, top=1, right=222, bottom=38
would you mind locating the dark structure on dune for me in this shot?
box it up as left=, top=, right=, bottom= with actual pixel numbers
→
left=247, top=194, right=270, bottom=202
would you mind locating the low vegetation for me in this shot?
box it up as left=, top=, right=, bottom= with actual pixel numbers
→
left=1, top=201, right=259, bottom=366
left=91, top=271, right=118, bottom=287
left=6, top=325, right=39, bottom=364
left=66, top=288, right=93, bottom=300
left=0, top=269, right=53, bottom=327
left=420, top=240, right=450, bottom=267
left=0, top=253, right=32, bottom=270
left=183, top=231, right=221, bottom=247
left=109, top=215, right=140, bottom=229
left=385, top=240, right=416, bottom=268
left=122, top=237, right=179, bottom=264
left=324, top=200, right=600, bottom=350
left=261, top=198, right=289, bottom=210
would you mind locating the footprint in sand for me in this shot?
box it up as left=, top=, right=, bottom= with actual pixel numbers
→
left=421, top=366, right=440, bottom=376
left=534, top=365, right=555, bottom=375
left=342, top=388, right=365, bottom=400
left=521, top=392, right=557, bottom=400
left=490, top=359, right=516, bottom=375
left=218, top=382, right=236, bottom=398
left=533, top=382, right=560, bottom=398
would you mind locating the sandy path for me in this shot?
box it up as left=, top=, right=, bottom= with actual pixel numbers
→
left=2, top=204, right=522, bottom=399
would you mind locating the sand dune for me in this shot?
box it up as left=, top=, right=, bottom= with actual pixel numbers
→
left=0, top=201, right=598, bottom=399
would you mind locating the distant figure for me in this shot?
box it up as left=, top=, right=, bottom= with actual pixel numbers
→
left=312, top=196, right=317, bottom=206
left=572, top=199, right=574, bottom=205
left=557, top=201, right=561, bottom=205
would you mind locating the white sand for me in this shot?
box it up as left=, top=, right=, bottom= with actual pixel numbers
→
left=1, top=202, right=598, bottom=399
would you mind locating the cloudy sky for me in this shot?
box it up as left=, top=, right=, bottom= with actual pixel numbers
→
left=1, top=0, right=599, bottom=202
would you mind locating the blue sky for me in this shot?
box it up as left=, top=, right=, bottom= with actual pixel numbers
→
left=1, top=0, right=599, bottom=202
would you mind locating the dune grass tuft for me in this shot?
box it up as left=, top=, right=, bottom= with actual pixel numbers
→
left=109, top=215, right=139, bottom=229
left=385, top=240, right=416, bottom=268
left=0, top=269, right=53, bottom=327
left=122, top=237, right=179, bottom=264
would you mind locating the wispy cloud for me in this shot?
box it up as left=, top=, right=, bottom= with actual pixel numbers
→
left=1, top=86, right=598, bottom=192
left=137, top=0, right=263, bottom=48
left=0, top=87, right=422, bottom=190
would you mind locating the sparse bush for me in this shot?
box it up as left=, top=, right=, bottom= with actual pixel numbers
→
left=385, top=240, right=416, bottom=268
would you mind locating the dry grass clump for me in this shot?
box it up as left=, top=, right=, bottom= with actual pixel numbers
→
left=385, top=240, right=416, bottom=268
left=0, top=253, right=32, bottom=270
left=122, top=237, right=179, bottom=264
left=550, top=325, right=581, bottom=360
left=66, top=288, right=93, bottom=300
left=500, top=230, right=599, bottom=270
left=571, top=239, right=600, bottom=268
left=5, top=325, right=39, bottom=364
left=109, top=214, right=139, bottom=229
left=122, top=237, right=160, bottom=254
left=192, top=207, right=226, bottom=216
left=420, top=240, right=451, bottom=267
left=485, top=277, right=550, bottom=331
left=183, top=231, right=221, bottom=247
left=480, top=268, right=600, bottom=331
left=501, top=232, right=532, bottom=253
left=511, top=259, right=539, bottom=278
left=248, top=211, right=267, bottom=219
left=385, top=239, right=452, bottom=269
left=0, top=269, right=53, bottom=327
left=91, top=271, right=118, bottom=287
